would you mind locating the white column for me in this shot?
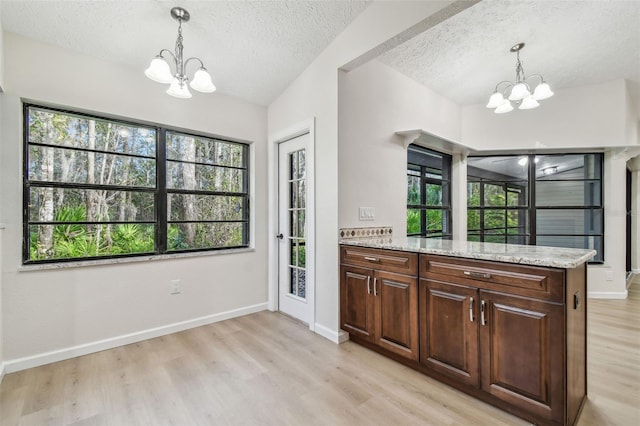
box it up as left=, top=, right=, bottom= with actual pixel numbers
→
left=451, top=153, right=468, bottom=240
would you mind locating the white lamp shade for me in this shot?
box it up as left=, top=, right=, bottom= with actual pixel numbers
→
left=519, top=95, right=540, bottom=110
left=166, top=78, right=192, bottom=99
left=508, top=82, right=530, bottom=101
left=533, top=82, right=554, bottom=100
left=494, top=100, right=514, bottom=114
left=486, top=92, right=504, bottom=109
left=145, top=57, right=174, bottom=84
left=190, top=68, right=216, bottom=93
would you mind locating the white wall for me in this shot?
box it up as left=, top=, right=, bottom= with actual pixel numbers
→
left=0, top=4, right=5, bottom=380
left=0, top=97, right=4, bottom=380
left=269, top=1, right=463, bottom=339
left=338, top=60, right=460, bottom=234
left=1, top=33, right=268, bottom=367
left=0, top=3, right=5, bottom=91
left=462, top=80, right=632, bottom=151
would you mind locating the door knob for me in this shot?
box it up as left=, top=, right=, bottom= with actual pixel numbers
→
left=276, top=233, right=284, bottom=240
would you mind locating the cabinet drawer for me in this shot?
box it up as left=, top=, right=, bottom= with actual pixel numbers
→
left=341, top=246, right=418, bottom=276
left=421, top=255, right=564, bottom=302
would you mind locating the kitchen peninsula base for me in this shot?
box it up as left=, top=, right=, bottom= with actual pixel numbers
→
left=340, top=240, right=595, bottom=426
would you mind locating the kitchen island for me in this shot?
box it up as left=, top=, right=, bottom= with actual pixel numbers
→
left=339, top=237, right=596, bottom=426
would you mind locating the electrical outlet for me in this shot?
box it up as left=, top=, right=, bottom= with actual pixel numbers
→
left=170, top=279, right=182, bottom=294
left=605, top=271, right=613, bottom=281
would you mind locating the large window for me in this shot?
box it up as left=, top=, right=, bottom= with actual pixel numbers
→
left=467, top=154, right=603, bottom=263
left=24, top=104, right=249, bottom=264
left=467, top=156, right=529, bottom=245
left=407, top=145, right=452, bottom=239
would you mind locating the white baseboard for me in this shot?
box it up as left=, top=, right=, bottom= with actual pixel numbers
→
left=632, top=269, right=640, bottom=274
left=587, top=290, right=628, bottom=299
left=4, top=302, right=268, bottom=374
left=314, top=323, right=349, bottom=344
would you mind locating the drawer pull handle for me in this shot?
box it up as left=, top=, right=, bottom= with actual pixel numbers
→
left=367, top=276, right=371, bottom=295
left=364, top=256, right=379, bottom=262
left=373, top=277, right=378, bottom=296
left=464, top=270, right=492, bottom=279
left=469, top=297, right=475, bottom=322
left=480, top=300, right=487, bottom=326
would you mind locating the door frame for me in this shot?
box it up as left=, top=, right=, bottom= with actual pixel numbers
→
left=268, top=118, right=316, bottom=331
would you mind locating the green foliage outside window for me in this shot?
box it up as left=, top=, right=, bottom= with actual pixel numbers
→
left=24, top=105, right=248, bottom=263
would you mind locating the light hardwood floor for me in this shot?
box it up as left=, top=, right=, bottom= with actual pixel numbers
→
left=1, top=278, right=639, bottom=426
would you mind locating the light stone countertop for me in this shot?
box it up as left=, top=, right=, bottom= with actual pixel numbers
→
left=340, top=237, right=596, bottom=269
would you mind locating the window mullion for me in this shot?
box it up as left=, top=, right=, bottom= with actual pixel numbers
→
left=157, top=128, right=168, bottom=254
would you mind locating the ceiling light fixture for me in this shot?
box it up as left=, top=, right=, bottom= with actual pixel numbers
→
left=145, top=7, right=216, bottom=99
left=486, top=43, right=553, bottom=114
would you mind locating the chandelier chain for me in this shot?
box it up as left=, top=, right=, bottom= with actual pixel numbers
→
left=175, top=18, right=185, bottom=85
left=515, top=50, right=525, bottom=84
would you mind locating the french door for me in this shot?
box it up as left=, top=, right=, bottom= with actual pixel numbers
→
left=278, top=133, right=311, bottom=324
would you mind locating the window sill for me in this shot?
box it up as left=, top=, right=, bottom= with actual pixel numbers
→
left=18, top=247, right=256, bottom=272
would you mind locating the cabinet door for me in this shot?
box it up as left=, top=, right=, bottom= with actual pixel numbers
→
left=420, top=279, right=479, bottom=387
left=374, top=270, right=419, bottom=360
left=340, top=265, right=374, bottom=341
left=479, top=291, right=564, bottom=423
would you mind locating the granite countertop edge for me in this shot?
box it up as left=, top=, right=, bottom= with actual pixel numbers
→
left=339, top=238, right=596, bottom=269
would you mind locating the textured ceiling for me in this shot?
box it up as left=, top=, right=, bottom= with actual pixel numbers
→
left=1, top=0, right=370, bottom=105
left=3, top=1, right=639, bottom=111
left=379, top=0, right=640, bottom=109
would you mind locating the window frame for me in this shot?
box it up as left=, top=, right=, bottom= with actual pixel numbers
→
left=467, top=153, right=604, bottom=263
left=406, top=145, right=452, bottom=239
left=23, top=103, right=250, bottom=265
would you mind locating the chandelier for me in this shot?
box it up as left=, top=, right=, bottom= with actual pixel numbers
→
left=486, top=43, right=553, bottom=113
left=144, top=7, right=216, bottom=99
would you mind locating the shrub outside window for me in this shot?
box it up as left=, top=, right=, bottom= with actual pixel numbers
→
left=24, top=104, right=249, bottom=264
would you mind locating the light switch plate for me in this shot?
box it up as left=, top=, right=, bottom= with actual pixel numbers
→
left=359, top=207, right=375, bottom=221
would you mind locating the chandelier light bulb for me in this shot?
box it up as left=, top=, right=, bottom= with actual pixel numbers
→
left=519, top=95, right=540, bottom=110
left=145, top=56, right=174, bottom=84
left=145, top=7, right=215, bottom=99
left=190, top=68, right=216, bottom=93
left=508, top=83, right=531, bottom=101
left=167, top=78, right=193, bottom=98
left=533, top=82, right=554, bottom=100
left=486, top=92, right=505, bottom=109
left=494, top=100, right=514, bottom=114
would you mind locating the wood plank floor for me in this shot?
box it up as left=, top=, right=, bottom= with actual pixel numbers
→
left=1, top=278, right=639, bottom=426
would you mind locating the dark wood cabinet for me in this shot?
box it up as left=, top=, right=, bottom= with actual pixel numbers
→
left=340, top=245, right=588, bottom=426
left=479, top=290, right=564, bottom=423
left=340, top=246, right=419, bottom=361
left=340, top=265, right=375, bottom=342
left=375, top=270, right=418, bottom=358
left=419, top=279, right=479, bottom=387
